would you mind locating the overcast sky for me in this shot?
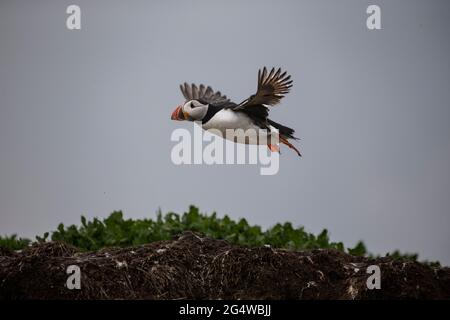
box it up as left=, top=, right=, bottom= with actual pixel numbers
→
left=1, top=0, right=449, bottom=265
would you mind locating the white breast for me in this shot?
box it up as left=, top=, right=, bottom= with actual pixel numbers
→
left=202, top=109, right=277, bottom=145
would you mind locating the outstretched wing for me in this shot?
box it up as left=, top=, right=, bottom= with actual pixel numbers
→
left=180, top=83, right=235, bottom=108
left=234, top=67, right=293, bottom=111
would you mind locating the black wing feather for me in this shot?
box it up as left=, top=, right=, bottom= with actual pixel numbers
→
left=179, top=82, right=236, bottom=108
left=234, top=67, right=293, bottom=111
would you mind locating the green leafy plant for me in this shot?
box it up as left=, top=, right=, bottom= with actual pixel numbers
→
left=0, top=234, right=31, bottom=250
left=0, top=206, right=433, bottom=264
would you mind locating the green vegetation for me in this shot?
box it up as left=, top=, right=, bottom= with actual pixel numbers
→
left=0, top=205, right=432, bottom=264
left=0, top=234, right=31, bottom=251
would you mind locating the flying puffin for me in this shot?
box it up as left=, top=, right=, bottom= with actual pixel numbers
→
left=170, top=67, right=301, bottom=156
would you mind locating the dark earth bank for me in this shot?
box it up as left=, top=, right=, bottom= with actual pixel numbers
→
left=1, top=231, right=449, bottom=299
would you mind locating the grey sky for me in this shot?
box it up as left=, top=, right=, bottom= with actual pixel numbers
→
left=1, top=0, right=449, bottom=264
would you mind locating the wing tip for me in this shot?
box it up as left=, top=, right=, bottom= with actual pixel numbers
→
left=258, top=66, right=293, bottom=86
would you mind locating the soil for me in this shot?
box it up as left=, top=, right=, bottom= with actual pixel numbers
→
left=1, top=231, right=449, bottom=299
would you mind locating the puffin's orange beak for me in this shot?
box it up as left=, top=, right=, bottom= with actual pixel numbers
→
left=171, top=105, right=186, bottom=121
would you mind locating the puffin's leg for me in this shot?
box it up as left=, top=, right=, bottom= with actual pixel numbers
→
left=267, top=143, right=280, bottom=153
left=280, top=136, right=302, bottom=157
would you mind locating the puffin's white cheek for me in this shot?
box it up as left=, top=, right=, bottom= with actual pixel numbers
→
left=189, top=107, right=207, bottom=120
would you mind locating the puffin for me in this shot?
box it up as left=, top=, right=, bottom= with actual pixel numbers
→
left=170, top=67, right=301, bottom=156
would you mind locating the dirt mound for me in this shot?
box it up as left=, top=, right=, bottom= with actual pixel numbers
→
left=1, top=231, right=449, bottom=299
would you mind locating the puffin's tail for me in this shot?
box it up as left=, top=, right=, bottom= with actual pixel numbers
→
left=267, top=119, right=298, bottom=140
left=268, top=119, right=302, bottom=157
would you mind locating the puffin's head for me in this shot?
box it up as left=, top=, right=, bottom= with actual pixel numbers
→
left=171, top=99, right=208, bottom=122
